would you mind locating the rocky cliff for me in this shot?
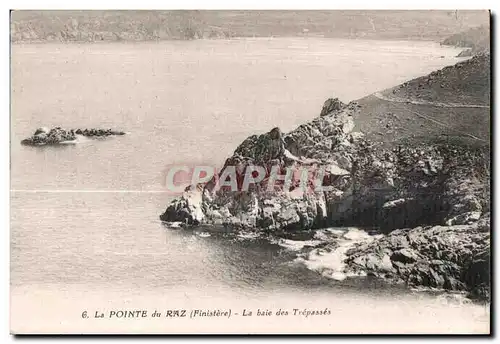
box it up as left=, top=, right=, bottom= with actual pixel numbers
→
left=11, top=10, right=489, bottom=43
left=160, top=54, right=490, bottom=300
left=161, top=99, right=489, bottom=232
left=354, top=53, right=490, bottom=145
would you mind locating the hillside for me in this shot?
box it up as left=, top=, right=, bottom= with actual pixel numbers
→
left=353, top=53, right=490, bottom=147
left=442, top=25, right=490, bottom=56
left=10, top=10, right=489, bottom=43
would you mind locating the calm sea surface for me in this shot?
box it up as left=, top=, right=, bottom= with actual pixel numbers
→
left=10, top=39, right=489, bottom=334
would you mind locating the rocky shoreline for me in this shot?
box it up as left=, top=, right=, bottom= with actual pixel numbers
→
left=21, top=126, right=126, bottom=146
left=160, top=55, right=490, bottom=300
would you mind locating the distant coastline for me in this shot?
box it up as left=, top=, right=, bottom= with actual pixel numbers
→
left=10, top=10, right=489, bottom=44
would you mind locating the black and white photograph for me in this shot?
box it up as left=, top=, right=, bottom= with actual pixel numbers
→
left=9, top=8, right=491, bottom=334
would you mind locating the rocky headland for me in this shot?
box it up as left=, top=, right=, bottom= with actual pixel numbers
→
left=11, top=10, right=488, bottom=43
left=160, top=53, right=490, bottom=300
left=21, top=126, right=126, bottom=146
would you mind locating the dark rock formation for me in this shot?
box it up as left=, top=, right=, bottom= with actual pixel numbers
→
left=11, top=10, right=489, bottom=44
left=21, top=127, right=126, bottom=146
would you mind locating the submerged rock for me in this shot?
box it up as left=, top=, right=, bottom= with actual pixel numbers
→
left=21, top=126, right=126, bottom=146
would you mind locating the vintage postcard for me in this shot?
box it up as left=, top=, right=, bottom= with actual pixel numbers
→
left=10, top=9, right=491, bottom=334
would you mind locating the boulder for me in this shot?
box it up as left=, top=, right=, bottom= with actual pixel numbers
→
left=353, top=252, right=394, bottom=273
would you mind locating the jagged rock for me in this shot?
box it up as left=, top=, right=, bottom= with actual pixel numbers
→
left=320, top=98, right=345, bottom=117
left=159, top=186, right=205, bottom=225
left=475, top=213, right=490, bottom=232
left=34, top=127, right=49, bottom=135
left=446, top=211, right=482, bottom=226
left=343, top=221, right=489, bottom=296
left=160, top=91, right=490, bottom=299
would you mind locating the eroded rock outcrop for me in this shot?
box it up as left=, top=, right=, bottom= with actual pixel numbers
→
left=290, top=220, right=490, bottom=300
left=160, top=94, right=490, bottom=299
left=21, top=126, right=126, bottom=146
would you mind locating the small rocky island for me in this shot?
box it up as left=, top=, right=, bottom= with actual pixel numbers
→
left=160, top=53, right=490, bottom=301
left=21, top=126, right=126, bottom=146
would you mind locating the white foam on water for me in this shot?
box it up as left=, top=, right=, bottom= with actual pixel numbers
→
left=296, top=228, right=379, bottom=280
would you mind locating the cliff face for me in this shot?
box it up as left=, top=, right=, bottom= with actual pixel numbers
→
left=160, top=53, right=490, bottom=299
left=160, top=99, right=489, bottom=234
left=162, top=100, right=353, bottom=230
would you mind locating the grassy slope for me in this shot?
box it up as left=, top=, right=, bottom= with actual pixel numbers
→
left=11, top=10, right=489, bottom=43
left=354, top=53, right=490, bottom=147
